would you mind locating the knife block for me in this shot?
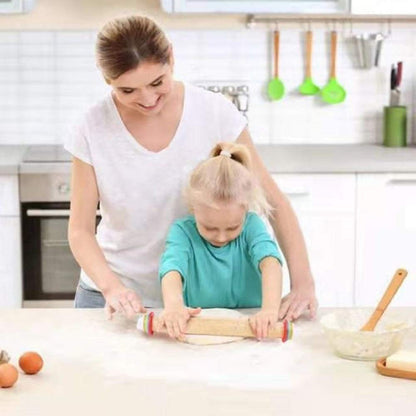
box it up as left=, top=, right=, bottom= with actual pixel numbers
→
left=383, top=106, right=407, bottom=147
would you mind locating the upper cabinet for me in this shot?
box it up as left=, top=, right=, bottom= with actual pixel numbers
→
left=161, top=0, right=349, bottom=14
left=351, top=0, right=416, bottom=15
left=0, top=0, right=36, bottom=14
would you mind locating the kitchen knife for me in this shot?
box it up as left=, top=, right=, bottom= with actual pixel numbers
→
left=390, top=64, right=399, bottom=106
left=396, top=61, right=403, bottom=88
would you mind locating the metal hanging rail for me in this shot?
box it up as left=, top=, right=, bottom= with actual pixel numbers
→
left=246, top=13, right=416, bottom=28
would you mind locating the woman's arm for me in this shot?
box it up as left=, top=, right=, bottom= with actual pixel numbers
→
left=68, top=157, right=145, bottom=317
left=237, top=129, right=318, bottom=321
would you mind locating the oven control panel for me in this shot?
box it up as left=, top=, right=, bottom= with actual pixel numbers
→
left=20, top=173, right=72, bottom=202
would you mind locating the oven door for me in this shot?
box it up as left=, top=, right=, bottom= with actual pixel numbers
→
left=22, top=202, right=99, bottom=305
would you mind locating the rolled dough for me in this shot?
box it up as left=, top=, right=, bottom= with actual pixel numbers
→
left=183, top=308, right=246, bottom=346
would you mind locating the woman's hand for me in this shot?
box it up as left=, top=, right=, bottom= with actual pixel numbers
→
left=249, top=308, right=279, bottom=340
left=103, top=283, right=146, bottom=320
left=278, top=282, right=318, bottom=322
left=156, top=307, right=201, bottom=340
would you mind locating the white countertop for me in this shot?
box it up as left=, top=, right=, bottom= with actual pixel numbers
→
left=1, top=308, right=416, bottom=415
left=0, top=146, right=27, bottom=174
left=1, top=144, right=416, bottom=175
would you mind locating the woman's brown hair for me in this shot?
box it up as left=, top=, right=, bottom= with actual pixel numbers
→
left=96, top=15, right=170, bottom=81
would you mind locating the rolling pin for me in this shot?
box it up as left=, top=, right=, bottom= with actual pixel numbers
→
left=137, top=312, right=293, bottom=342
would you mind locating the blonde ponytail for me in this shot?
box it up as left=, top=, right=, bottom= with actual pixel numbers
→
left=185, top=142, right=272, bottom=218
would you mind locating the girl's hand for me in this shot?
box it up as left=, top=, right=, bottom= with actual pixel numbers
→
left=104, top=284, right=146, bottom=320
left=249, top=309, right=279, bottom=340
left=156, top=307, right=201, bottom=340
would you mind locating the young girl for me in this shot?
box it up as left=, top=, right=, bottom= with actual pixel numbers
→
left=157, top=142, right=283, bottom=340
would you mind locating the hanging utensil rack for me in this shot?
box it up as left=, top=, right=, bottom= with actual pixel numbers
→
left=246, top=14, right=416, bottom=29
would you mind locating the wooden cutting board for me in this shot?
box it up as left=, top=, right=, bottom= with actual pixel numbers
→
left=376, top=358, right=416, bottom=380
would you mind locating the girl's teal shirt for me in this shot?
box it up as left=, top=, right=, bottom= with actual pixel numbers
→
left=159, top=212, right=282, bottom=308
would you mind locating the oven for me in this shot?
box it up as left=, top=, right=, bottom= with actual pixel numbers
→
left=19, top=147, right=100, bottom=307
left=22, top=201, right=80, bottom=305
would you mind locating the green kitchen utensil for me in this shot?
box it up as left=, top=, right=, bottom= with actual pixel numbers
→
left=299, top=30, right=320, bottom=95
left=267, top=30, right=285, bottom=101
left=321, top=31, right=346, bottom=104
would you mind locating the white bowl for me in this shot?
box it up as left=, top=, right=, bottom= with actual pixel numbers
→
left=320, top=309, right=414, bottom=361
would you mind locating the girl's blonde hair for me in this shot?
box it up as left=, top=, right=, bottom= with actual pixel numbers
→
left=185, top=142, right=272, bottom=217
left=96, top=15, right=170, bottom=82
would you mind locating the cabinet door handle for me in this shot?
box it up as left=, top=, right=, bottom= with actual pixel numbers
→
left=26, top=209, right=101, bottom=217
left=387, top=179, right=416, bottom=185
left=285, top=191, right=310, bottom=197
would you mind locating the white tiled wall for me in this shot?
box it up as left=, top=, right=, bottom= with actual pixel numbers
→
left=0, top=25, right=414, bottom=145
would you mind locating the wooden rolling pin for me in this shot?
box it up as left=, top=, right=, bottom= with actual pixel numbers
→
left=137, top=312, right=293, bottom=342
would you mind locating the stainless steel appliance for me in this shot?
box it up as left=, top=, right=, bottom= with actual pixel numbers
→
left=19, top=146, right=99, bottom=308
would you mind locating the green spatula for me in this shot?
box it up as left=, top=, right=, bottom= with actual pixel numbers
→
left=321, top=31, right=346, bottom=104
left=299, top=30, right=320, bottom=95
left=267, top=30, right=285, bottom=101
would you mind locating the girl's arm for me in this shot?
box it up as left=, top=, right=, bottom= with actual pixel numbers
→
left=236, top=129, right=318, bottom=321
left=260, top=256, right=282, bottom=312
left=68, top=157, right=145, bottom=318
left=159, top=271, right=201, bottom=339
left=161, top=271, right=185, bottom=310
left=249, top=256, right=282, bottom=339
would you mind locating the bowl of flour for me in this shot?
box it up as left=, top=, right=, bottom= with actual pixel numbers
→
left=320, top=309, right=414, bottom=361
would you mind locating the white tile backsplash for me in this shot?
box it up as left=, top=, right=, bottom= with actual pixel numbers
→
left=0, top=26, right=414, bottom=145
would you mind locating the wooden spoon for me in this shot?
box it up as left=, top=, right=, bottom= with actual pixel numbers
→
left=361, top=268, right=408, bottom=331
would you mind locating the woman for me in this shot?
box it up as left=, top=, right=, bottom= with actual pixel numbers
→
left=66, top=15, right=317, bottom=321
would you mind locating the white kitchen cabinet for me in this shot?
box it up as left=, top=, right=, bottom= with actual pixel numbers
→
left=0, top=175, right=19, bottom=216
left=272, top=174, right=356, bottom=307
left=0, top=0, right=36, bottom=14
left=161, top=0, right=349, bottom=14
left=351, top=0, right=416, bottom=15
left=0, top=217, right=22, bottom=307
left=0, top=174, right=22, bottom=307
left=356, top=173, right=416, bottom=307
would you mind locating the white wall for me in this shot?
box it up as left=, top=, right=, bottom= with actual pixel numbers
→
left=0, top=1, right=414, bottom=145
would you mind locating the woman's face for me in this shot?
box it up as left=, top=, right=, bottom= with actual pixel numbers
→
left=110, top=57, right=174, bottom=116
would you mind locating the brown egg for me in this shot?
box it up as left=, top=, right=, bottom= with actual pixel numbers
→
left=0, top=363, right=19, bottom=388
left=19, top=351, right=43, bottom=375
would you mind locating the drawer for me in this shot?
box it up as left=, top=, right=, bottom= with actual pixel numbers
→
left=0, top=175, right=19, bottom=216
left=272, top=173, right=356, bottom=214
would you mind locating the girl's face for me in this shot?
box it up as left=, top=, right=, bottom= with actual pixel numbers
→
left=110, top=56, right=174, bottom=116
left=193, top=201, right=246, bottom=247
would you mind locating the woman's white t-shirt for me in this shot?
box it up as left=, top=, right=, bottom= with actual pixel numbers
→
left=65, top=83, right=247, bottom=307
